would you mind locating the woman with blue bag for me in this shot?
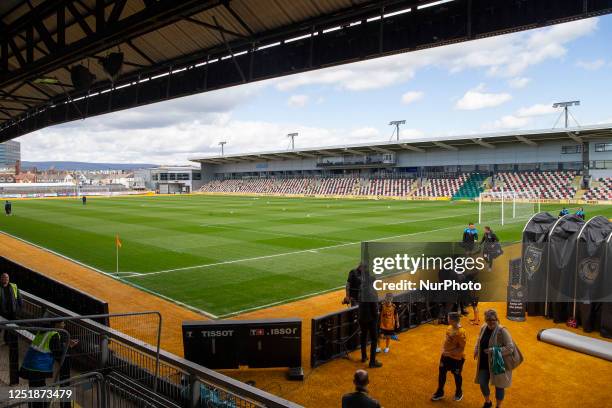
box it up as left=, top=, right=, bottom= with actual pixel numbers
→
left=473, top=309, right=523, bottom=408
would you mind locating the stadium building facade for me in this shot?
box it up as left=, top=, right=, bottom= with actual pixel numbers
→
left=191, top=125, right=612, bottom=202
left=192, top=126, right=612, bottom=179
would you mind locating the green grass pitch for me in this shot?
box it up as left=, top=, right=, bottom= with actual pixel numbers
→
left=0, top=195, right=610, bottom=317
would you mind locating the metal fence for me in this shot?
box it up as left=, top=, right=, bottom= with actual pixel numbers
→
left=1, top=290, right=301, bottom=408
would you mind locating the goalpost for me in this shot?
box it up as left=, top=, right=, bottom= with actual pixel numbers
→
left=478, top=187, right=541, bottom=226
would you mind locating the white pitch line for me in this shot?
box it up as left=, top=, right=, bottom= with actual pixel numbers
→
left=0, top=230, right=219, bottom=319
left=124, top=217, right=478, bottom=279
left=199, top=223, right=348, bottom=244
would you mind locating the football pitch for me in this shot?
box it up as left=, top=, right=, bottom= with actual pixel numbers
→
left=1, top=194, right=610, bottom=317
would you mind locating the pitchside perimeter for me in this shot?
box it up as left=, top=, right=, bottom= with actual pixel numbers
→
left=0, top=194, right=610, bottom=316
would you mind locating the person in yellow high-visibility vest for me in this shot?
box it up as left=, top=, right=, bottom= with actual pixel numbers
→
left=19, top=321, right=78, bottom=388
left=0, top=273, right=22, bottom=343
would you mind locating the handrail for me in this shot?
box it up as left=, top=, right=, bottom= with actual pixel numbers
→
left=14, top=290, right=302, bottom=408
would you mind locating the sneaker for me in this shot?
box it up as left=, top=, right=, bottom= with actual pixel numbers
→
left=431, top=391, right=444, bottom=401
left=482, top=402, right=493, bottom=408
left=454, top=392, right=463, bottom=401
left=384, top=347, right=389, bottom=353
left=376, top=347, right=381, bottom=353
left=369, top=360, right=383, bottom=368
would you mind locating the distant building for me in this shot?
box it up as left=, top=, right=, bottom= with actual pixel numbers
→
left=0, top=141, right=20, bottom=166
left=144, top=166, right=202, bottom=193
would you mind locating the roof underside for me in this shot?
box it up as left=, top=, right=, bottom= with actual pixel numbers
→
left=1, top=0, right=612, bottom=141
left=190, top=125, right=612, bottom=164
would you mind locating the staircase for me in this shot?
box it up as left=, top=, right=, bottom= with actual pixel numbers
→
left=452, top=173, right=487, bottom=200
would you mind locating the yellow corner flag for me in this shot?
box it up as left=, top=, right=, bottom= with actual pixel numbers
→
left=115, top=234, right=122, bottom=249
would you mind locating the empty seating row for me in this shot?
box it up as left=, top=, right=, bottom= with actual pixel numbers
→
left=491, top=171, right=577, bottom=200
left=412, top=174, right=468, bottom=198
left=583, top=177, right=612, bottom=200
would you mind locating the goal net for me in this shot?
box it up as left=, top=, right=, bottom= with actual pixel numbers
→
left=478, top=188, right=540, bottom=226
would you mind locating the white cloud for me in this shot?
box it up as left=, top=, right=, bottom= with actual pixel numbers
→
left=516, top=103, right=556, bottom=117
left=275, top=18, right=598, bottom=92
left=576, top=59, right=605, bottom=70
left=487, top=115, right=531, bottom=130
left=18, top=116, right=405, bottom=164
left=484, top=102, right=558, bottom=130
left=455, top=84, right=511, bottom=110
left=287, top=94, right=309, bottom=108
left=401, top=91, right=424, bottom=104
left=508, top=77, right=531, bottom=89
left=350, top=127, right=380, bottom=139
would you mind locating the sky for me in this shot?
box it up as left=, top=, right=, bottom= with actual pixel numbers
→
left=15, top=14, right=612, bottom=165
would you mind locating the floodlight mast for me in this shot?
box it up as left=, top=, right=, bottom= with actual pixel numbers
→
left=287, top=133, right=298, bottom=150
left=552, top=101, right=580, bottom=128
left=219, top=141, right=227, bottom=156
left=389, top=120, right=406, bottom=141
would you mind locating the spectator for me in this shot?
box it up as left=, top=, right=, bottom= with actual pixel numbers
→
left=342, top=369, right=381, bottom=408
left=0, top=272, right=21, bottom=343
left=344, top=264, right=362, bottom=307
left=359, top=271, right=382, bottom=368
left=431, top=312, right=466, bottom=402
left=474, top=309, right=516, bottom=408
left=378, top=293, right=398, bottom=353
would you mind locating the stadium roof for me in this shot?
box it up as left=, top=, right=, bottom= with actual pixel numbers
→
left=190, top=124, right=612, bottom=164
left=2, top=0, right=612, bottom=141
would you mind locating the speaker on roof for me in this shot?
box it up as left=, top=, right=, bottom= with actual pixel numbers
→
left=100, top=52, right=124, bottom=80
left=70, top=65, right=96, bottom=90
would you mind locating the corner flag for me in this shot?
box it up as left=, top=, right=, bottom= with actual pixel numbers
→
left=115, top=234, right=122, bottom=274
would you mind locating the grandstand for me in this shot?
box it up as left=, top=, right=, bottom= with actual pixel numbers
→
left=193, top=126, right=612, bottom=202
left=584, top=177, right=612, bottom=200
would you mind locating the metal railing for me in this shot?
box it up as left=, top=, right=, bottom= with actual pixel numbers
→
left=2, top=290, right=301, bottom=408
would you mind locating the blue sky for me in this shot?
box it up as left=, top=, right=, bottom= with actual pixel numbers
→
left=17, top=15, right=612, bottom=164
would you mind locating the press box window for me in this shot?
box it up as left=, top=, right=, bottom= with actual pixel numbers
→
left=561, top=145, right=582, bottom=154
left=594, top=143, right=612, bottom=152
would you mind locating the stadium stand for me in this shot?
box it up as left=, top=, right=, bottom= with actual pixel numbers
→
left=452, top=173, right=487, bottom=200
left=197, top=170, right=609, bottom=202
left=412, top=174, right=468, bottom=198
left=584, top=177, right=612, bottom=200
left=200, top=177, right=418, bottom=197
left=491, top=171, right=577, bottom=200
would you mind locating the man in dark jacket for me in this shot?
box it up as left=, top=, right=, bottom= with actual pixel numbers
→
left=0, top=273, right=21, bottom=343
left=4, top=200, right=11, bottom=216
left=358, top=270, right=382, bottom=368
left=342, top=370, right=381, bottom=408
left=344, top=264, right=363, bottom=307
